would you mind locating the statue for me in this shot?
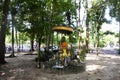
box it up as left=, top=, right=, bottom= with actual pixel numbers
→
left=59, top=36, right=70, bottom=66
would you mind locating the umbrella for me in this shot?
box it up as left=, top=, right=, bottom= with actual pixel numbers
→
left=52, top=26, right=73, bottom=34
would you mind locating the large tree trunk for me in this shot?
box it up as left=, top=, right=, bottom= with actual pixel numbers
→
left=46, top=0, right=53, bottom=51
left=119, top=22, right=120, bottom=54
left=46, top=31, right=51, bottom=51
left=29, top=26, right=35, bottom=52
left=0, top=0, right=10, bottom=64
left=30, top=38, right=34, bottom=51
left=86, top=13, right=89, bottom=53
left=10, top=14, right=15, bottom=57
left=78, top=0, right=82, bottom=53
left=18, top=33, right=21, bottom=52
left=37, top=34, right=42, bottom=68
left=97, top=30, right=100, bottom=47
left=85, top=0, right=89, bottom=53
left=15, top=29, right=19, bottom=52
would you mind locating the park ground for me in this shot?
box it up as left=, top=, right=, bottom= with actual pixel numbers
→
left=0, top=48, right=120, bottom=80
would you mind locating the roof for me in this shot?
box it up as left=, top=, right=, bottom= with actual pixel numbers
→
left=52, top=26, right=73, bottom=34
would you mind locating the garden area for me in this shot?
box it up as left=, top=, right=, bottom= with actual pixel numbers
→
left=0, top=0, right=120, bottom=80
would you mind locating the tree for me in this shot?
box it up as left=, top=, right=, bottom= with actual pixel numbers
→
left=85, top=0, right=89, bottom=53
left=9, top=1, right=17, bottom=56
left=9, top=0, right=77, bottom=63
left=108, top=0, right=120, bottom=53
left=0, top=0, right=10, bottom=64
left=89, top=0, right=107, bottom=49
left=108, top=0, right=120, bottom=22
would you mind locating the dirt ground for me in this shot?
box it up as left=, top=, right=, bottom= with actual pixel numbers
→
left=0, top=52, right=120, bottom=80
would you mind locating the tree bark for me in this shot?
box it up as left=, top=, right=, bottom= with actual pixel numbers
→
left=10, top=14, right=15, bottom=57
left=15, top=29, right=19, bottom=52
left=46, top=0, right=53, bottom=51
left=18, top=33, right=21, bottom=52
left=78, top=0, right=82, bottom=53
left=37, top=34, right=42, bottom=68
left=85, top=0, right=89, bottom=53
left=46, top=31, right=51, bottom=51
left=0, top=0, right=10, bottom=64
left=119, top=22, right=120, bottom=54
left=86, top=13, right=89, bottom=53
left=30, top=38, right=34, bottom=51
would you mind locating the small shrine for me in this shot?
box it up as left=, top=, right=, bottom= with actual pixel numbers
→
left=52, top=26, right=82, bottom=69
left=36, top=26, right=85, bottom=74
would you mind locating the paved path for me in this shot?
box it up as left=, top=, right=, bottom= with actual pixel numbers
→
left=90, top=47, right=119, bottom=55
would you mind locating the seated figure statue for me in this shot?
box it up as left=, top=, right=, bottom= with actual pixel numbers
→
left=59, top=36, right=70, bottom=66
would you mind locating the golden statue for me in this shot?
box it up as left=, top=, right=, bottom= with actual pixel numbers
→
left=59, top=36, right=70, bottom=66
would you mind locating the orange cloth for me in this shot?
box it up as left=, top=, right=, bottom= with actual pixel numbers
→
left=61, top=42, right=68, bottom=49
left=60, top=42, right=70, bottom=60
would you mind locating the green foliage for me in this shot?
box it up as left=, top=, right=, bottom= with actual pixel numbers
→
left=89, top=0, right=107, bottom=27
left=80, top=45, right=86, bottom=61
left=6, top=34, right=12, bottom=43
left=88, top=0, right=107, bottom=47
left=0, top=2, right=3, bottom=28
left=0, top=11, right=2, bottom=26
left=69, top=33, right=78, bottom=44
left=108, top=0, right=120, bottom=22
left=19, top=33, right=28, bottom=43
left=10, top=0, right=77, bottom=45
left=115, top=33, right=119, bottom=37
left=99, top=40, right=106, bottom=47
left=108, top=0, right=120, bottom=51
left=103, top=30, right=115, bottom=35
left=6, top=32, right=28, bottom=44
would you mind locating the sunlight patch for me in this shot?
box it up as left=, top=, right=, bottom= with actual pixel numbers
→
left=86, top=64, right=106, bottom=72
left=1, top=72, right=5, bottom=76
left=86, top=54, right=100, bottom=60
